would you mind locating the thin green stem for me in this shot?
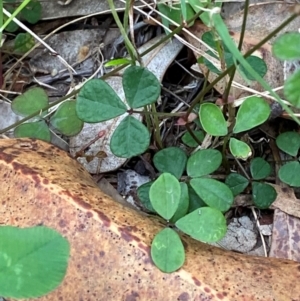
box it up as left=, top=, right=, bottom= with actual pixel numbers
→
left=151, top=103, right=163, bottom=149
left=1, top=0, right=32, bottom=32
left=131, top=110, right=184, bottom=117
left=222, top=0, right=249, bottom=104
left=237, top=0, right=249, bottom=51
left=123, top=0, right=131, bottom=35
left=140, top=10, right=203, bottom=57
left=143, top=105, right=152, bottom=131
left=106, top=0, right=137, bottom=63
left=221, top=0, right=249, bottom=160
left=185, top=123, right=203, bottom=145
left=213, top=29, right=226, bottom=72
left=0, top=0, right=3, bottom=43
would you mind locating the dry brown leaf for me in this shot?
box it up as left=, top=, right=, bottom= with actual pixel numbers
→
left=268, top=184, right=300, bottom=261
left=270, top=209, right=300, bottom=262
left=1, top=138, right=300, bottom=301
left=270, top=184, right=300, bottom=219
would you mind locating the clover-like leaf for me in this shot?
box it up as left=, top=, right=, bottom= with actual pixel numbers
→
left=123, top=66, right=161, bottom=108
left=176, top=207, right=227, bottom=242
left=110, top=116, right=150, bottom=158
left=284, top=70, right=300, bottom=108
left=149, top=173, right=181, bottom=220
left=181, top=130, right=204, bottom=147
left=229, top=138, right=252, bottom=160
left=11, top=87, right=48, bottom=117
left=151, top=228, right=185, bottom=273
left=14, top=121, right=51, bottom=142
left=225, top=173, right=249, bottom=196
left=239, top=56, right=267, bottom=81
left=201, top=31, right=219, bottom=49
left=203, top=50, right=223, bottom=74
left=276, top=131, right=300, bottom=156
left=273, top=32, right=300, bottom=60
left=250, top=157, right=271, bottom=180
left=187, top=149, right=222, bottom=177
left=233, top=97, right=270, bottom=133
left=199, top=103, right=227, bottom=136
left=279, top=162, right=300, bottom=187
left=14, top=33, right=35, bottom=53
left=190, top=178, right=233, bottom=212
left=50, top=101, right=83, bottom=136
left=153, top=147, right=187, bottom=179
left=137, top=181, right=156, bottom=212
left=21, top=0, right=42, bottom=24
left=76, top=79, right=127, bottom=122
left=4, top=13, right=18, bottom=32
left=252, top=182, right=277, bottom=209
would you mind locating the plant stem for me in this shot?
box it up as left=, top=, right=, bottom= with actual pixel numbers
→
left=237, top=0, right=249, bottom=51
left=0, top=0, right=32, bottom=32
left=222, top=0, right=250, bottom=104
left=221, top=0, right=249, bottom=166
left=123, top=0, right=131, bottom=36
left=185, top=123, right=203, bottom=145
left=140, top=10, right=203, bottom=57
left=130, top=110, right=184, bottom=117
left=0, top=0, right=2, bottom=43
left=106, top=0, right=138, bottom=63
left=222, top=0, right=250, bottom=147
left=150, top=103, right=163, bottom=149
left=143, top=105, right=152, bottom=132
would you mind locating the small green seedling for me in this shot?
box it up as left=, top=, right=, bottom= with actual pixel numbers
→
left=139, top=144, right=278, bottom=272
left=199, top=96, right=271, bottom=160
left=139, top=147, right=231, bottom=272
left=76, top=65, right=161, bottom=158
left=226, top=157, right=277, bottom=209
